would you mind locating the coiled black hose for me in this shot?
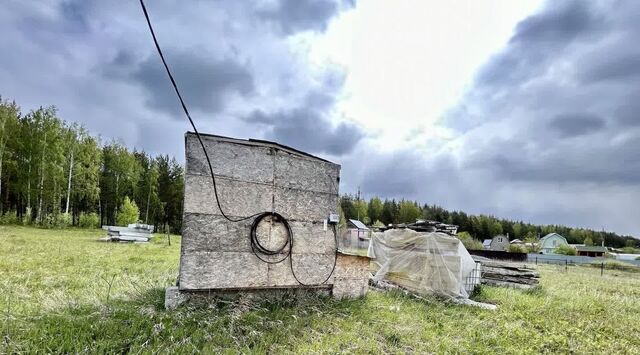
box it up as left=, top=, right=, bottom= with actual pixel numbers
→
left=249, top=212, right=338, bottom=286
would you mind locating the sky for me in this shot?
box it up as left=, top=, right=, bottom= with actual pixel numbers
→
left=2, top=0, right=640, bottom=236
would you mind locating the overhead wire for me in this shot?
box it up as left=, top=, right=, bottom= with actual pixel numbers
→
left=138, top=0, right=338, bottom=286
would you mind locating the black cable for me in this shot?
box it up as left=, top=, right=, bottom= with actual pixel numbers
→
left=139, top=0, right=337, bottom=286
left=290, top=224, right=339, bottom=286
left=139, top=0, right=258, bottom=223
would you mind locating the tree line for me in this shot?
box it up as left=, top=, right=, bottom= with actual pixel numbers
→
left=340, top=194, right=638, bottom=248
left=0, top=97, right=184, bottom=232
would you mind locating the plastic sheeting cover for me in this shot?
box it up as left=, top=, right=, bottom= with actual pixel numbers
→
left=368, top=229, right=478, bottom=299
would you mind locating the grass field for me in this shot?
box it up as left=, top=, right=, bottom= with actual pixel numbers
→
left=1, top=225, right=640, bottom=354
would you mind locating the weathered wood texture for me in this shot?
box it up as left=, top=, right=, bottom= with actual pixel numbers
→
left=179, top=133, right=341, bottom=291
left=333, top=254, right=370, bottom=299
left=472, top=258, right=540, bottom=289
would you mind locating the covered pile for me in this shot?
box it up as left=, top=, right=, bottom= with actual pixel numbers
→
left=368, top=229, right=479, bottom=299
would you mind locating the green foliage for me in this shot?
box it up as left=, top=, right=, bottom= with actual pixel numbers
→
left=353, top=200, right=368, bottom=223
left=337, top=205, right=347, bottom=230
left=55, top=213, right=72, bottom=229
left=398, top=200, right=421, bottom=224
left=0, top=98, right=184, bottom=232
left=2, top=225, right=640, bottom=353
left=22, top=207, right=32, bottom=225
left=79, top=212, right=100, bottom=229
left=626, top=240, right=638, bottom=248
left=372, top=220, right=385, bottom=229
left=508, top=244, right=526, bottom=253
left=0, top=210, right=20, bottom=225
left=456, top=231, right=484, bottom=250
left=116, top=197, right=139, bottom=226
left=39, top=213, right=72, bottom=229
left=584, top=237, right=594, bottom=246
left=338, top=194, right=637, bottom=249
left=367, top=197, right=383, bottom=224
left=554, top=244, right=577, bottom=256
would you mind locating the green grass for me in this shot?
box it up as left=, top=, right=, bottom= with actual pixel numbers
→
left=1, top=225, right=640, bottom=353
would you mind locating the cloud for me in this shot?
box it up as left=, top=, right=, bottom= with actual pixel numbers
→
left=547, top=113, right=605, bottom=137
left=124, top=50, right=255, bottom=115
left=257, top=0, right=354, bottom=35
left=350, top=0, right=640, bottom=235
left=473, top=0, right=606, bottom=91
left=242, top=71, right=364, bottom=155
left=0, top=0, right=356, bottom=159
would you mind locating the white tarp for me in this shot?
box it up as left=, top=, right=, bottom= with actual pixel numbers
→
left=368, top=229, right=479, bottom=299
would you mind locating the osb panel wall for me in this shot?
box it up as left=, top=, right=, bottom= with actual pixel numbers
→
left=179, top=133, right=340, bottom=290
left=333, top=254, right=370, bottom=298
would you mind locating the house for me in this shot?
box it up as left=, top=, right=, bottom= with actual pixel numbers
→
left=483, top=235, right=509, bottom=251
left=348, top=219, right=369, bottom=237
left=344, top=219, right=371, bottom=250
left=575, top=245, right=607, bottom=257
left=538, top=233, right=569, bottom=254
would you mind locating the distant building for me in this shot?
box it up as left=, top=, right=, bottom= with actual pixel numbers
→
left=483, top=235, right=509, bottom=251
left=345, top=219, right=370, bottom=250
left=575, top=245, right=607, bottom=257
left=510, top=239, right=524, bottom=245
left=539, top=233, right=569, bottom=254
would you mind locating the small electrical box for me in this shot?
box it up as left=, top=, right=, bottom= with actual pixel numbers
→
left=328, top=213, right=340, bottom=224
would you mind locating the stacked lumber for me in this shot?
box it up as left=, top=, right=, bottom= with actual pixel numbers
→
left=382, top=219, right=458, bottom=235
left=472, top=257, right=540, bottom=289
left=102, top=223, right=155, bottom=243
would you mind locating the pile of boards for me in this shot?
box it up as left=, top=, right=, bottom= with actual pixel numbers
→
left=381, top=219, right=458, bottom=235
left=102, top=223, right=155, bottom=243
left=472, top=256, right=540, bottom=289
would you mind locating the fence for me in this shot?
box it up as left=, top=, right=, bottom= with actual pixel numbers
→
left=463, top=262, right=482, bottom=294
left=468, top=249, right=528, bottom=261
left=527, top=253, right=640, bottom=266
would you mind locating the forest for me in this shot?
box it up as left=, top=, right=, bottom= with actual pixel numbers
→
left=339, top=194, right=639, bottom=249
left=0, top=97, right=184, bottom=233
left=2, top=96, right=638, bottom=247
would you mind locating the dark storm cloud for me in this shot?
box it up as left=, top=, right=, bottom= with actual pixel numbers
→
left=243, top=86, right=363, bottom=155
left=242, top=69, right=363, bottom=155
left=257, top=0, right=355, bottom=35
left=422, top=0, right=640, bottom=234
left=245, top=107, right=363, bottom=155
left=461, top=134, right=640, bottom=185
left=475, top=0, right=606, bottom=89
left=548, top=113, right=605, bottom=137
left=1, top=0, right=356, bottom=160
left=579, top=53, right=640, bottom=84
left=509, top=0, right=602, bottom=45
left=126, top=50, right=254, bottom=115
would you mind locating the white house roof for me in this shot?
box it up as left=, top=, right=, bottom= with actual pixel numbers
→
left=540, top=233, right=560, bottom=242
left=349, top=219, right=369, bottom=230
left=482, top=239, right=492, bottom=247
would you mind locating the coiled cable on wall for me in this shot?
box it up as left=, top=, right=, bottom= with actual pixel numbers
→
left=139, top=0, right=338, bottom=286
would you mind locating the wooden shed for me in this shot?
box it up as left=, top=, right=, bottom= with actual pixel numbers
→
left=166, top=132, right=370, bottom=308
